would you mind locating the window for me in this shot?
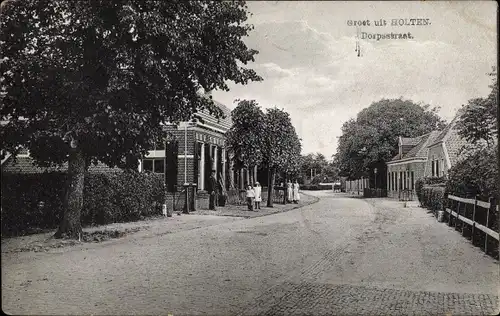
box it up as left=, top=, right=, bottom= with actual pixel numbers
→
left=143, top=159, right=153, bottom=173
left=431, top=159, right=435, bottom=177
left=411, top=171, right=414, bottom=190
left=142, top=158, right=165, bottom=174
left=154, top=159, right=165, bottom=174
left=435, top=159, right=439, bottom=178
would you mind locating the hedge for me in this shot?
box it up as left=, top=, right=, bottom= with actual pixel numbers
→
left=445, top=145, right=498, bottom=200
left=419, top=185, right=445, bottom=214
left=301, top=184, right=332, bottom=190
left=1, top=171, right=165, bottom=237
left=415, top=176, right=446, bottom=202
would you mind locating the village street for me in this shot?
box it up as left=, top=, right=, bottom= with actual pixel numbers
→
left=2, top=191, right=499, bottom=316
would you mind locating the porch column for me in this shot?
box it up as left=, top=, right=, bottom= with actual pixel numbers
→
left=222, top=147, right=226, bottom=188
left=200, top=142, right=205, bottom=190
left=213, top=145, right=218, bottom=172
left=387, top=172, right=390, bottom=191
left=229, top=153, right=235, bottom=189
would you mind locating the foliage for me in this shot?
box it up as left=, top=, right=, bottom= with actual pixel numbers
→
left=0, top=0, right=262, bottom=167
left=335, top=98, right=446, bottom=178
left=262, top=108, right=302, bottom=174
left=0, top=0, right=261, bottom=237
left=415, top=176, right=446, bottom=202
left=1, top=171, right=165, bottom=237
left=300, top=184, right=332, bottom=190
left=445, top=144, right=498, bottom=200
left=447, top=68, right=498, bottom=201
left=456, top=68, right=498, bottom=146
left=420, top=185, right=445, bottom=212
left=300, top=152, right=338, bottom=182
left=226, top=99, right=266, bottom=170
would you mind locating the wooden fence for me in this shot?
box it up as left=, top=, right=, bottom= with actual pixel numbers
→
left=345, top=178, right=369, bottom=195
left=443, top=194, right=499, bottom=258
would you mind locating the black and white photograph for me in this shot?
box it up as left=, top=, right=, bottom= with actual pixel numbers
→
left=1, top=1, right=498, bottom=315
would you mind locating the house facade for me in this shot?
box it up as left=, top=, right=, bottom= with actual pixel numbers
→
left=1, top=98, right=253, bottom=210
left=424, top=109, right=468, bottom=178
left=386, top=131, right=441, bottom=198
left=386, top=108, right=469, bottom=199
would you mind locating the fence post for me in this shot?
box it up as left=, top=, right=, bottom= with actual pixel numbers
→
left=460, top=199, right=467, bottom=237
left=484, top=197, right=492, bottom=254
left=455, top=200, right=460, bottom=229
left=471, top=195, right=477, bottom=244
left=448, top=197, right=453, bottom=226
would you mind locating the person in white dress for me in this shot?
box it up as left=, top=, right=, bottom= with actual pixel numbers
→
left=287, top=181, right=293, bottom=203
left=292, top=180, right=300, bottom=204
left=254, top=182, right=262, bottom=210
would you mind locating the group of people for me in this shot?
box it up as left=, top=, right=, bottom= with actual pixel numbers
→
left=246, top=180, right=301, bottom=211
left=245, top=182, right=262, bottom=211
left=287, top=180, right=301, bottom=204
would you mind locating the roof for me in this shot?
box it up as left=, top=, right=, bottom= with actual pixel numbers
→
left=400, top=136, right=422, bottom=146
left=443, top=127, right=469, bottom=167
left=428, top=107, right=466, bottom=148
left=404, top=131, right=441, bottom=158
left=195, top=99, right=232, bottom=132
left=391, top=130, right=441, bottom=162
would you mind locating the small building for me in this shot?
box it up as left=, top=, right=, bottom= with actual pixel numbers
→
left=386, top=108, right=469, bottom=199
left=386, top=131, right=441, bottom=198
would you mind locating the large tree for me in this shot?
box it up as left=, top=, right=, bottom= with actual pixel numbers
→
left=263, top=108, right=301, bottom=207
left=335, top=98, right=446, bottom=179
left=0, top=0, right=261, bottom=238
left=225, top=99, right=266, bottom=182
left=456, top=68, right=498, bottom=146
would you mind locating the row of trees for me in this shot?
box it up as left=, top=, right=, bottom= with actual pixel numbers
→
left=299, top=153, right=338, bottom=184
left=225, top=100, right=302, bottom=207
left=0, top=0, right=262, bottom=238
left=335, top=98, right=446, bottom=181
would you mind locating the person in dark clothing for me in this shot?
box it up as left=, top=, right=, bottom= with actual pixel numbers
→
left=208, top=170, right=219, bottom=210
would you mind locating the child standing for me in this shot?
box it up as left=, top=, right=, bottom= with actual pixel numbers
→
left=254, top=182, right=262, bottom=210
left=246, top=185, right=255, bottom=211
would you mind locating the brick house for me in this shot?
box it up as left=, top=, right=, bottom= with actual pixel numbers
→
left=1, top=98, right=250, bottom=210
left=386, top=107, right=469, bottom=199
left=424, top=108, right=468, bottom=178
left=386, top=131, right=441, bottom=198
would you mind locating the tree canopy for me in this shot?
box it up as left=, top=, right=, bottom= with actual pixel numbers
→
left=335, top=98, right=446, bottom=179
left=0, top=0, right=261, bottom=238
left=456, top=68, right=497, bottom=147
left=299, top=152, right=338, bottom=183
left=225, top=99, right=265, bottom=170
left=0, top=0, right=261, bottom=168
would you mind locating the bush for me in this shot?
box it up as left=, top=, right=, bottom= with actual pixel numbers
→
left=1, top=172, right=67, bottom=236
left=445, top=145, right=498, bottom=200
left=1, top=171, right=165, bottom=237
left=416, top=176, right=446, bottom=203
left=301, top=184, right=331, bottom=190
left=420, top=185, right=445, bottom=212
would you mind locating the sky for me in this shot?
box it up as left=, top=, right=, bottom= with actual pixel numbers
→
left=212, top=1, right=498, bottom=159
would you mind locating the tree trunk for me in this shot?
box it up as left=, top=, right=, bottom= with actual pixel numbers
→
left=283, top=173, right=288, bottom=204
left=246, top=168, right=250, bottom=187
left=54, top=147, right=85, bottom=239
left=267, top=167, right=276, bottom=207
